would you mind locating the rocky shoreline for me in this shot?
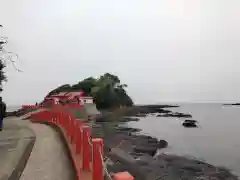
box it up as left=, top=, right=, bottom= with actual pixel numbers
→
left=8, top=105, right=239, bottom=180
left=97, top=105, right=192, bottom=122
left=93, top=105, right=238, bottom=180
left=91, top=118, right=238, bottom=180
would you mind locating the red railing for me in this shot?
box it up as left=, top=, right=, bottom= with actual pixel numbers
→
left=21, top=105, right=40, bottom=110
left=25, top=104, right=134, bottom=180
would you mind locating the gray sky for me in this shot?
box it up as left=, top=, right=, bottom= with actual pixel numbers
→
left=0, top=0, right=240, bottom=105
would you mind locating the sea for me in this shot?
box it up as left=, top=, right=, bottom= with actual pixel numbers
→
left=128, top=103, right=240, bottom=176
left=7, top=103, right=240, bottom=176
left=7, top=105, right=21, bottom=112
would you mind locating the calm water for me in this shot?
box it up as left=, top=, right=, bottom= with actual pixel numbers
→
left=7, top=105, right=21, bottom=112
left=128, top=103, right=240, bottom=176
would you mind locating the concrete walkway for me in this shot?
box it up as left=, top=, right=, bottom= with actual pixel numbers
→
left=0, top=117, right=35, bottom=180
left=20, top=123, right=74, bottom=180
left=0, top=117, right=75, bottom=180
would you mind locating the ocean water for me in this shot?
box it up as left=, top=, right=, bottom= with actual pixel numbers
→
left=128, top=103, right=240, bottom=176
left=7, top=105, right=21, bottom=112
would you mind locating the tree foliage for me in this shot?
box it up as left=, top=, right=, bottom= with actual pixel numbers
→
left=0, top=25, right=7, bottom=91
left=0, top=25, right=20, bottom=91
left=48, top=73, right=133, bottom=109
left=47, top=84, right=71, bottom=97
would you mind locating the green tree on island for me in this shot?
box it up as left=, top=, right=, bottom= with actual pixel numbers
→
left=47, top=73, right=133, bottom=109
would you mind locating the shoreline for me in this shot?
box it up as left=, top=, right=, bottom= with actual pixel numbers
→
left=93, top=105, right=238, bottom=180
left=7, top=105, right=239, bottom=180
left=223, top=103, right=240, bottom=106
left=91, top=118, right=238, bottom=180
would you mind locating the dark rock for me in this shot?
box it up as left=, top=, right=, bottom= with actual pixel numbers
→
left=108, top=148, right=136, bottom=164
left=182, top=122, right=197, bottom=128
left=158, top=140, right=168, bottom=148
left=130, top=134, right=155, bottom=140
left=182, top=163, right=203, bottom=172
left=184, top=119, right=197, bottom=123
left=136, top=154, right=153, bottom=165
left=133, top=146, right=158, bottom=156
left=129, top=152, right=145, bottom=158
left=115, top=127, right=141, bottom=133
left=170, top=112, right=192, bottom=118
left=151, top=153, right=238, bottom=180
left=223, top=103, right=240, bottom=106
left=135, top=113, right=147, bottom=117
left=182, top=120, right=197, bottom=128
left=121, top=117, right=140, bottom=122
left=157, top=112, right=192, bottom=118
left=156, top=109, right=172, bottom=113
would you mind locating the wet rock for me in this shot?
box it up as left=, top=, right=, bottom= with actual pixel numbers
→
left=136, top=154, right=153, bottom=166
left=158, top=112, right=192, bottom=118
left=135, top=113, right=147, bottom=117
left=182, top=120, right=197, bottom=128
left=129, top=152, right=145, bottom=159
left=121, top=117, right=140, bottom=122
left=182, top=122, right=197, bottom=128
left=130, top=134, right=156, bottom=141
left=185, top=119, right=198, bottom=123
left=158, top=140, right=168, bottom=148
left=223, top=103, right=240, bottom=106
left=133, top=146, right=158, bottom=156
left=150, top=154, right=239, bottom=180
left=108, top=148, right=136, bottom=164
left=115, top=127, right=142, bottom=133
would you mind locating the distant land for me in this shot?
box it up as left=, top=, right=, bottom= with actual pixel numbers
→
left=223, top=103, right=240, bottom=106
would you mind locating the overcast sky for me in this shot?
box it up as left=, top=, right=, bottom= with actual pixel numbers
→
left=0, top=0, right=240, bottom=105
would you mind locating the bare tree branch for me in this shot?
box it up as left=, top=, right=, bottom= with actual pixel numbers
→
left=0, top=47, right=22, bottom=72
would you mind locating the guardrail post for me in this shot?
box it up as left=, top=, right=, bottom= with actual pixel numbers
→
left=82, top=125, right=91, bottom=170
left=58, top=112, right=61, bottom=125
left=76, top=121, right=82, bottom=154
left=67, top=115, right=72, bottom=138
left=61, top=113, right=67, bottom=131
left=42, top=111, right=47, bottom=121
left=56, top=112, right=60, bottom=125
left=58, top=112, right=62, bottom=126
left=53, top=112, right=57, bottom=124
left=70, top=117, right=76, bottom=143
left=92, top=138, right=104, bottom=180
left=50, top=111, right=54, bottom=123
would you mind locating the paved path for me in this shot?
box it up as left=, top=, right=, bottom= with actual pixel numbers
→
left=0, top=117, right=35, bottom=180
left=20, top=123, right=74, bottom=180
